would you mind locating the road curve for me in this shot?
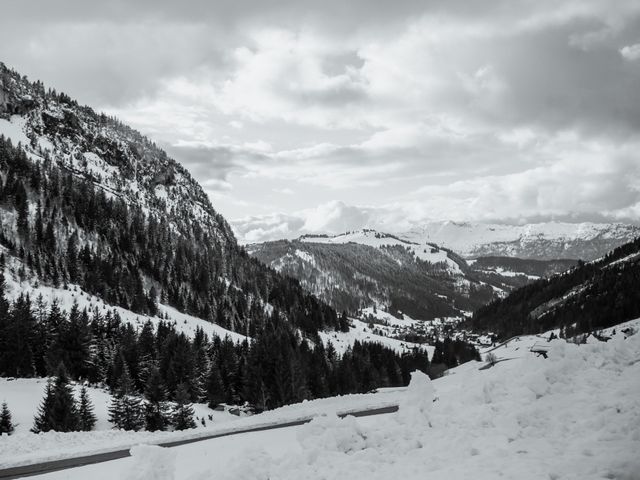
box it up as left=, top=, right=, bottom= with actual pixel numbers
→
left=0, top=405, right=399, bottom=480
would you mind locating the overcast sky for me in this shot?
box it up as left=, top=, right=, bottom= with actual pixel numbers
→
left=2, top=0, right=640, bottom=242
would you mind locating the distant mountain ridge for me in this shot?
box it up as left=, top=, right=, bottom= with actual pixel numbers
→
left=403, top=221, right=640, bottom=261
left=248, top=235, right=494, bottom=320
left=248, top=229, right=578, bottom=321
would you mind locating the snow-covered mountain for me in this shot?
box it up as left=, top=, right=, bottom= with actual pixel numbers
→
left=300, top=229, right=463, bottom=273
left=249, top=222, right=636, bottom=324
left=249, top=229, right=575, bottom=322
left=0, top=61, right=341, bottom=338
left=404, top=221, right=640, bottom=260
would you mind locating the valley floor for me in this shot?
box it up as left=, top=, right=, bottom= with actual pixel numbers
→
left=2, top=319, right=638, bottom=479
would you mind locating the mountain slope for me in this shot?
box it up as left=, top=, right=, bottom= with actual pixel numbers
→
left=0, top=61, right=339, bottom=338
left=249, top=229, right=580, bottom=322
left=470, top=236, right=640, bottom=339
left=404, top=221, right=640, bottom=260
left=251, top=231, right=534, bottom=321
left=0, top=63, right=446, bottom=416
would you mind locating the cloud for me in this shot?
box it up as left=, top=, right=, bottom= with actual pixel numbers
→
left=232, top=138, right=640, bottom=243
left=164, top=142, right=269, bottom=191
left=2, top=0, right=640, bottom=231
left=620, top=43, right=640, bottom=61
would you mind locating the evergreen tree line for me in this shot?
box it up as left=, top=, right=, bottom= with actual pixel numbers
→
left=0, top=274, right=477, bottom=417
left=0, top=133, right=340, bottom=339
left=27, top=362, right=196, bottom=433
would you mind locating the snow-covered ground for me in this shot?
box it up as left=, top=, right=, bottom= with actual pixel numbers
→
left=319, top=316, right=432, bottom=356
left=0, top=115, right=31, bottom=146
left=358, top=306, right=423, bottom=328
left=475, top=266, right=540, bottom=280
left=478, top=318, right=640, bottom=361
left=16, top=321, right=640, bottom=480
left=0, top=377, right=405, bottom=469
left=3, top=318, right=638, bottom=479
left=0, top=378, right=243, bottom=468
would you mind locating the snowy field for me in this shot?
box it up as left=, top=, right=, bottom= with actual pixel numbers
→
left=0, top=377, right=404, bottom=469
left=0, top=378, right=242, bottom=468
left=2, top=319, right=638, bottom=479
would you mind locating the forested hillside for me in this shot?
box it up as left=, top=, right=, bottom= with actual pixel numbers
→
left=468, top=256, right=578, bottom=291
left=0, top=271, right=433, bottom=412
left=249, top=238, right=498, bottom=320
left=0, top=62, right=338, bottom=338
left=0, top=62, right=472, bottom=417
left=249, top=236, right=576, bottom=321
left=470, top=237, right=640, bottom=339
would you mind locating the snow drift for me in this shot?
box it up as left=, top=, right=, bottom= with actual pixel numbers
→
left=185, top=332, right=640, bottom=480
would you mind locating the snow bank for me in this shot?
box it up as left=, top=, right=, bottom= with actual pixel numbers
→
left=182, top=330, right=640, bottom=480
left=126, top=445, right=176, bottom=480
left=397, top=370, right=434, bottom=424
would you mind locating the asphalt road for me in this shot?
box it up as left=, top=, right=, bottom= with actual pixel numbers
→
left=0, top=405, right=399, bottom=480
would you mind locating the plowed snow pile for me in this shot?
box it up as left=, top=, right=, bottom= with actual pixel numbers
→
left=190, top=333, right=640, bottom=480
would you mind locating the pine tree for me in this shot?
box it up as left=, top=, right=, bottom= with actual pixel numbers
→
left=338, top=311, right=350, bottom=333
left=108, top=364, right=144, bottom=431
left=32, top=380, right=55, bottom=433
left=172, top=383, right=196, bottom=431
left=49, top=363, right=80, bottom=432
left=66, top=231, right=79, bottom=283
left=32, top=364, right=79, bottom=432
left=0, top=402, right=14, bottom=435
left=2, top=294, right=36, bottom=377
left=14, top=181, right=29, bottom=241
left=205, top=363, right=225, bottom=408
left=143, top=367, right=169, bottom=432
left=77, top=386, right=97, bottom=431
